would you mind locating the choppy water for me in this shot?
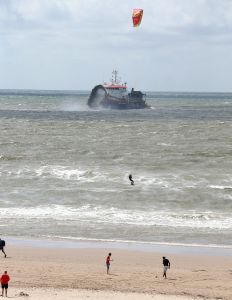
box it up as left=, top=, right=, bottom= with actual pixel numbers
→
left=0, top=90, right=232, bottom=247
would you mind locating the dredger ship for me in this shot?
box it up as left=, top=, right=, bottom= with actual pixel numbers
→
left=88, top=70, right=150, bottom=109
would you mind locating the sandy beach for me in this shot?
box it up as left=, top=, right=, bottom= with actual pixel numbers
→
left=8, top=288, right=197, bottom=300
left=1, top=240, right=231, bottom=300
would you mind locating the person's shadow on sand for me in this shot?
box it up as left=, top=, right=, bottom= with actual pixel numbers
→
left=107, top=274, right=119, bottom=277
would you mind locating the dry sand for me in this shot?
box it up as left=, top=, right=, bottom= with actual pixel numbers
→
left=10, top=288, right=194, bottom=300
left=1, top=243, right=231, bottom=300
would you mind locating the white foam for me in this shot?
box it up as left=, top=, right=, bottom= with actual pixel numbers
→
left=35, top=165, right=107, bottom=182
left=0, top=205, right=91, bottom=220
left=0, top=205, right=231, bottom=230
left=209, top=185, right=232, bottom=190
left=157, top=143, right=172, bottom=147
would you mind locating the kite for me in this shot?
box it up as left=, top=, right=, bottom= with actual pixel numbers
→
left=132, top=9, right=143, bottom=27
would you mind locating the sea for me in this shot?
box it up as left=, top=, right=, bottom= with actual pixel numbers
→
left=0, top=90, right=231, bottom=248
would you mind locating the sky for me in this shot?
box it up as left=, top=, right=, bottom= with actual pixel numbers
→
left=0, top=0, right=232, bottom=92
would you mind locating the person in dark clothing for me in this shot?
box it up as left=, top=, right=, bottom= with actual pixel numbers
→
left=0, top=239, right=6, bottom=258
left=129, top=174, right=134, bottom=185
left=163, top=256, right=170, bottom=278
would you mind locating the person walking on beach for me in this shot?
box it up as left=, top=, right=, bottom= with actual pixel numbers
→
left=0, top=239, right=7, bottom=258
left=1, top=271, right=10, bottom=297
left=106, top=252, right=112, bottom=274
left=163, top=256, right=170, bottom=278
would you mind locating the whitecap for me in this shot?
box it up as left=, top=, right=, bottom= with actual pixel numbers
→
left=209, top=185, right=232, bottom=190
left=35, top=165, right=107, bottom=182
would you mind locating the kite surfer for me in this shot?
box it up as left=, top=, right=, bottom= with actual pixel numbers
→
left=129, top=174, right=134, bottom=185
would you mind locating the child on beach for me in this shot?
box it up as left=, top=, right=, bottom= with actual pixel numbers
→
left=1, top=271, right=10, bottom=297
left=106, top=253, right=112, bottom=274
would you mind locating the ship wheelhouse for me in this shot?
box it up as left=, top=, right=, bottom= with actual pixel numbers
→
left=103, top=84, right=127, bottom=99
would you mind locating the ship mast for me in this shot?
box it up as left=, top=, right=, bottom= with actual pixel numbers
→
left=111, top=70, right=120, bottom=85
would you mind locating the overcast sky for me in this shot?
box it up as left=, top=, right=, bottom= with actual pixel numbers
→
left=1, top=0, right=232, bottom=91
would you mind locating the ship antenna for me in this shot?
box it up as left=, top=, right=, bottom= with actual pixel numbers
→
left=112, top=70, right=119, bottom=85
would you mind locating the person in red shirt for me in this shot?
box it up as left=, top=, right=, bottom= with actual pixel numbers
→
left=1, top=271, right=10, bottom=297
left=106, top=252, right=112, bottom=274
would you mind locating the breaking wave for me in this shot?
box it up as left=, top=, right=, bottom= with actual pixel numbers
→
left=0, top=205, right=231, bottom=230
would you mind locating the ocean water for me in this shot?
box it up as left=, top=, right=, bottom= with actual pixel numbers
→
left=0, top=90, right=232, bottom=247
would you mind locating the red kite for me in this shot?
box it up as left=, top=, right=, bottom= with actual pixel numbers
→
left=132, top=9, right=143, bottom=27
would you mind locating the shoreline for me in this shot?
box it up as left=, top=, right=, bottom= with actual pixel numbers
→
left=6, top=236, right=232, bottom=256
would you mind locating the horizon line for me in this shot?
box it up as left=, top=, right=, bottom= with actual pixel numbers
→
left=1, top=88, right=232, bottom=94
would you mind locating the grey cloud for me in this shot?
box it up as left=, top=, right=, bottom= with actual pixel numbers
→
left=1, top=1, right=232, bottom=40
left=1, top=0, right=232, bottom=91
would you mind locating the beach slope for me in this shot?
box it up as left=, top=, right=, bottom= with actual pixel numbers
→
left=2, top=244, right=231, bottom=300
